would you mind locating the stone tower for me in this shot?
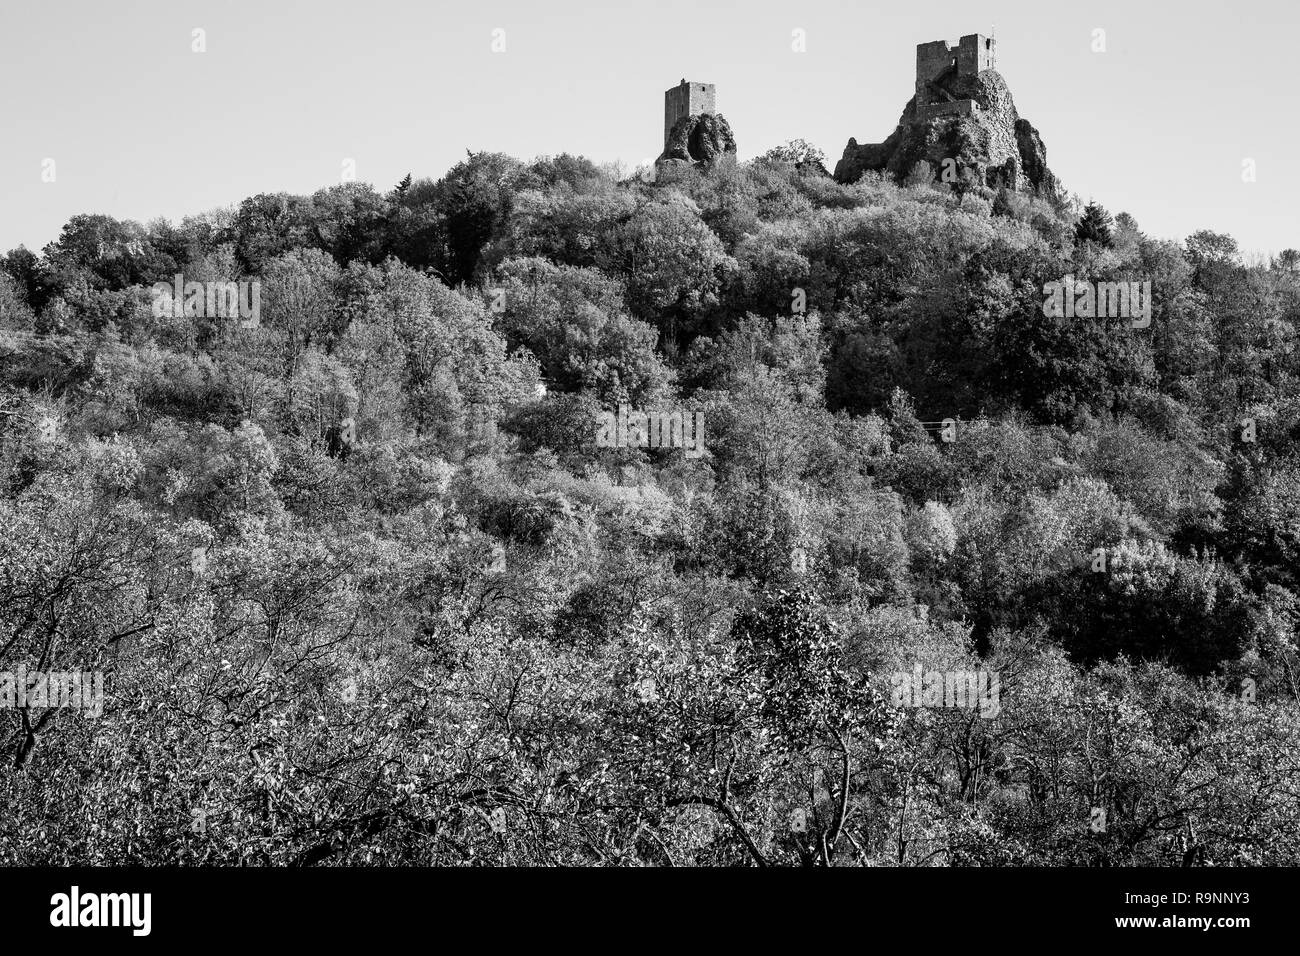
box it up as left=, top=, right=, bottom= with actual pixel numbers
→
left=914, top=34, right=995, bottom=120
left=915, top=40, right=958, bottom=104
left=957, top=33, right=995, bottom=76
left=664, top=79, right=716, bottom=148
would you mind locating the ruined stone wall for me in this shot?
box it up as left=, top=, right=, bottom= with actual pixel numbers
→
left=915, top=41, right=957, bottom=103
left=957, top=34, right=995, bottom=76
left=919, top=99, right=979, bottom=121
left=664, top=82, right=716, bottom=146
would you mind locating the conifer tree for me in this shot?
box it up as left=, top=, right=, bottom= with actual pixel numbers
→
left=1075, top=200, right=1115, bottom=247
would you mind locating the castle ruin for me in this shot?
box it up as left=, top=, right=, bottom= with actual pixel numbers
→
left=914, top=34, right=995, bottom=121
left=834, top=32, right=1058, bottom=196
left=664, top=79, right=717, bottom=148
left=658, top=78, right=735, bottom=170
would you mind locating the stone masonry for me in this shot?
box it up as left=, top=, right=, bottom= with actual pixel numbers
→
left=664, top=79, right=717, bottom=148
left=915, top=34, right=995, bottom=122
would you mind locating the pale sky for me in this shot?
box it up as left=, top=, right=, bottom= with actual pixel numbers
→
left=1, top=0, right=1295, bottom=257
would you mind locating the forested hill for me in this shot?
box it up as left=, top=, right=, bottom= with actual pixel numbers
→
left=2, top=148, right=1299, bottom=866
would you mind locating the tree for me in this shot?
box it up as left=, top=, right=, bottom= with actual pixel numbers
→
left=0, top=273, right=33, bottom=327
left=760, top=139, right=828, bottom=167
left=229, top=193, right=316, bottom=274
left=595, top=194, right=736, bottom=344
left=1074, top=201, right=1114, bottom=248
left=492, top=256, right=673, bottom=405
left=305, top=183, right=391, bottom=267
left=42, top=214, right=173, bottom=294
left=1185, top=229, right=1241, bottom=289
left=598, top=588, right=895, bottom=866
left=430, top=151, right=523, bottom=286
left=2, top=248, right=50, bottom=313
left=904, top=160, right=935, bottom=187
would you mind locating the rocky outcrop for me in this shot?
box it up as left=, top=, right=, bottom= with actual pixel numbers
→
left=1013, top=117, right=1058, bottom=197
left=834, top=69, right=1059, bottom=196
left=658, top=113, right=737, bottom=169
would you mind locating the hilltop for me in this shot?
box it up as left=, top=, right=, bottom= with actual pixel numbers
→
left=835, top=34, right=1060, bottom=196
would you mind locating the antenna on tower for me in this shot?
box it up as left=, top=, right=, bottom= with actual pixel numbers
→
left=991, top=24, right=997, bottom=69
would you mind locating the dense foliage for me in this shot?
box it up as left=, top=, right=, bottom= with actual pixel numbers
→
left=2, top=151, right=1299, bottom=865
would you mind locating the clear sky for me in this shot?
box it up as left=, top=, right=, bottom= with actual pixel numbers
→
left=1, top=0, right=1295, bottom=257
